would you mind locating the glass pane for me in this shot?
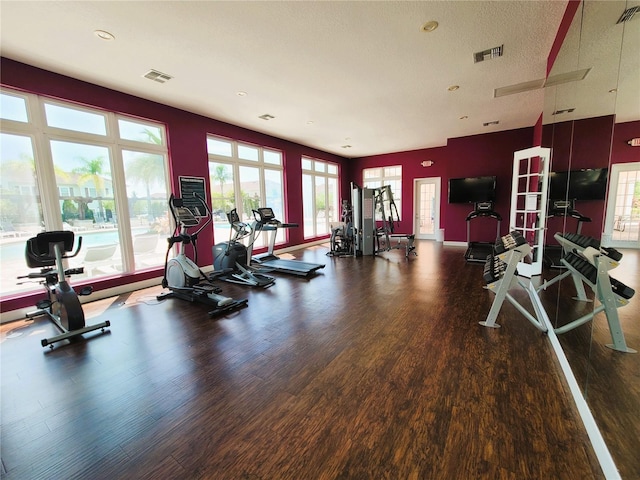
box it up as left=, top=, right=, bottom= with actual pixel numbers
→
left=207, top=137, right=232, bottom=157
left=238, top=165, right=263, bottom=248
left=302, top=174, right=314, bottom=238
left=238, top=144, right=259, bottom=161
left=0, top=93, right=28, bottom=122
left=209, top=161, right=236, bottom=244
left=314, top=161, right=325, bottom=173
left=264, top=149, right=282, bottom=165
left=118, top=119, right=164, bottom=144
left=327, top=163, right=338, bottom=175
left=315, top=176, right=327, bottom=235
left=301, top=158, right=313, bottom=170
left=364, top=168, right=381, bottom=179
left=327, top=177, right=338, bottom=225
left=44, top=103, right=107, bottom=135
left=122, top=150, right=170, bottom=270
left=49, top=140, right=122, bottom=276
left=264, top=168, right=285, bottom=244
left=0, top=133, right=44, bottom=295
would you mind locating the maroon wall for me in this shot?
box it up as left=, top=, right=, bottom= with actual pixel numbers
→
left=542, top=115, right=616, bottom=242
left=612, top=121, right=640, bottom=165
left=350, top=127, right=534, bottom=243
left=0, top=57, right=348, bottom=312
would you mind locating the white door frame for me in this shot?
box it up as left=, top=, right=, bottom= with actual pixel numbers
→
left=413, top=177, right=441, bottom=240
left=603, top=161, right=640, bottom=249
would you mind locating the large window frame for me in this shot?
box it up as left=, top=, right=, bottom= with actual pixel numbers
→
left=363, top=165, right=402, bottom=220
left=0, top=87, right=171, bottom=296
left=301, top=157, right=339, bottom=239
left=207, top=136, right=285, bottom=248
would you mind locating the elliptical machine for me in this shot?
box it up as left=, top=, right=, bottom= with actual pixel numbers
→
left=157, top=193, right=247, bottom=316
left=212, top=208, right=275, bottom=288
left=18, top=230, right=111, bottom=349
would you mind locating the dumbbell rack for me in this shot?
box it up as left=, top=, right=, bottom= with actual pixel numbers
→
left=481, top=231, right=548, bottom=333
left=536, top=233, right=635, bottom=353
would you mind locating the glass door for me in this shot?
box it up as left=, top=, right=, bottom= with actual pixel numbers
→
left=604, top=162, right=640, bottom=248
left=413, top=177, right=440, bottom=240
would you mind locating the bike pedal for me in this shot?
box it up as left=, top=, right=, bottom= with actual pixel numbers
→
left=36, top=300, right=52, bottom=310
left=78, top=286, right=93, bottom=296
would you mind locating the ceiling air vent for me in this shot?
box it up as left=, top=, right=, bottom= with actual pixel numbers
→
left=553, top=108, right=575, bottom=115
left=259, top=114, right=275, bottom=120
left=143, top=69, right=173, bottom=83
left=617, top=6, right=639, bottom=24
left=474, top=45, right=503, bottom=63
left=483, top=120, right=500, bottom=127
left=544, top=68, right=591, bottom=87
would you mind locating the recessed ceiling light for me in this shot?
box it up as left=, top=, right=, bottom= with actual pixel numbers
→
left=341, top=145, right=352, bottom=149
left=447, top=85, right=460, bottom=92
left=609, top=88, right=617, bottom=93
left=307, top=120, right=314, bottom=125
left=259, top=114, right=275, bottom=120
left=94, top=30, right=115, bottom=41
left=236, top=91, right=247, bottom=97
left=421, top=21, right=439, bottom=32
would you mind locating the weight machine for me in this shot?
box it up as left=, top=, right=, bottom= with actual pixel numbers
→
left=350, top=183, right=416, bottom=258
left=18, top=231, right=111, bottom=348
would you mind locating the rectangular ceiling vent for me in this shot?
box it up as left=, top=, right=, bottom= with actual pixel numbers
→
left=474, top=45, right=503, bottom=63
left=617, top=6, right=639, bottom=24
left=483, top=120, right=500, bottom=127
left=543, top=68, right=591, bottom=87
left=494, top=78, right=545, bottom=97
left=143, top=69, right=173, bottom=84
left=553, top=108, right=575, bottom=115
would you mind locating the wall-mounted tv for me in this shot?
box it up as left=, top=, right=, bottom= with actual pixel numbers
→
left=448, top=176, right=497, bottom=204
left=548, top=168, right=608, bottom=201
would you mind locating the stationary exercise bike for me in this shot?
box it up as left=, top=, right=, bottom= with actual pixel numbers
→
left=18, top=230, right=111, bottom=349
left=157, top=193, right=248, bottom=316
left=212, top=208, right=275, bottom=288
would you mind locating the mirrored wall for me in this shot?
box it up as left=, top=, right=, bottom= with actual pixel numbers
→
left=542, top=1, right=640, bottom=477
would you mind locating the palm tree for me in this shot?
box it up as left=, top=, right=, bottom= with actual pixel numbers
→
left=125, top=128, right=166, bottom=221
left=211, top=164, right=231, bottom=197
left=73, top=156, right=106, bottom=220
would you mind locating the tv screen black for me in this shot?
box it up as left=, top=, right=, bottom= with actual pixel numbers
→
left=548, top=168, right=608, bottom=201
left=448, top=176, right=496, bottom=204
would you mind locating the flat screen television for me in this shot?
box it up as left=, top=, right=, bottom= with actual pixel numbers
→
left=548, top=168, right=608, bottom=201
left=448, top=176, right=497, bottom=204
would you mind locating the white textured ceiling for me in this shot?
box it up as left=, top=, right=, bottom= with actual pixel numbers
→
left=1, top=1, right=637, bottom=158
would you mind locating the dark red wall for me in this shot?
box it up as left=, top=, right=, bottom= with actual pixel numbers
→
left=350, top=128, right=534, bottom=243
left=612, top=121, right=640, bottom=165
left=542, top=115, right=616, bottom=242
left=0, top=57, right=348, bottom=312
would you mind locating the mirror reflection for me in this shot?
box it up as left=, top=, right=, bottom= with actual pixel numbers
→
left=541, top=1, right=639, bottom=478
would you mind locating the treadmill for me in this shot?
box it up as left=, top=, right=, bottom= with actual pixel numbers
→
left=248, top=207, right=325, bottom=277
left=464, top=202, right=501, bottom=263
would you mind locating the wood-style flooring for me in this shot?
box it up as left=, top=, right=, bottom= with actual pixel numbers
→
left=2, top=241, right=635, bottom=479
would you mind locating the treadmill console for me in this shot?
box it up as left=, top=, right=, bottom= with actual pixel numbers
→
left=255, top=207, right=278, bottom=225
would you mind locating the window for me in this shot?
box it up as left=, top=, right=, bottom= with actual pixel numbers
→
left=0, top=88, right=171, bottom=297
left=207, top=137, right=284, bottom=248
left=302, top=157, right=339, bottom=239
left=363, top=166, right=402, bottom=219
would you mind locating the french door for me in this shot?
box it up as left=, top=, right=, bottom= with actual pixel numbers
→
left=413, top=177, right=440, bottom=240
left=604, top=162, right=640, bottom=249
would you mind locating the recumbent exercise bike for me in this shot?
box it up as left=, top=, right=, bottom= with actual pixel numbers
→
left=18, top=230, right=111, bottom=349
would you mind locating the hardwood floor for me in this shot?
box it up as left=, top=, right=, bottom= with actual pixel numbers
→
left=1, top=241, right=622, bottom=479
